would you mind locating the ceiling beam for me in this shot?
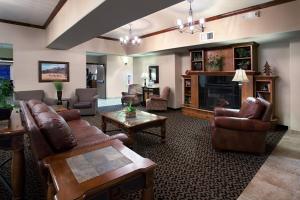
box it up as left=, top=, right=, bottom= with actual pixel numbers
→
left=47, top=0, right=184, bottom=50
left=43, top=0, right=67, bottom=28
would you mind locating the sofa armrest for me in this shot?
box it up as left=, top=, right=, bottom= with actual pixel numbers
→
left=150, top=96, right=167, bottom=101
left=58, top=109, right=81, bottom=121
left=214, top=116, right=271, bottom=132
left=110, top=133, right=132, bottom=146
left=214, top=107, right=240, bottom=117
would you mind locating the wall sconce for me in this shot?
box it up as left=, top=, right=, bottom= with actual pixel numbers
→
left=232, top=69, right=249, bottom=86
left=122, top=56, right=129, bottom=65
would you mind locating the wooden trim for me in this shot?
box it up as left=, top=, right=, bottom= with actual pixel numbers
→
left=97, top=36, right=119, bottom=41
left=43, top=0, right=68, bottom=28
left=0, top=18, right=43, bottom=29
left=99, top=0, right=296, bottom=41
left=0, top=0, right=67, bottom=29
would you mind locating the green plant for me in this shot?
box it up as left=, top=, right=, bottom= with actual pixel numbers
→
left=126, top=102, right=136, bottom=113
left=53, top=81, right=63, bottom=91
left=0, top=78, right=14, bottom=109
left=236, top=48, right=250, bottom=58
left=207, top=55, right=224, bottom=71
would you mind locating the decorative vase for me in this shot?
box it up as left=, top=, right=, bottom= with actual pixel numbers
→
left=125, top=111, right=136, bottom=118
left=57, top=91, right=62, bottom=105
left=0, top=108, right=12, bottom=120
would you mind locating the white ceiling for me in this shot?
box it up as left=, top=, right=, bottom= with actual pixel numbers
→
left=0, top=0, right=60, bottom=26
left=103, top=0, right=272, bottom=39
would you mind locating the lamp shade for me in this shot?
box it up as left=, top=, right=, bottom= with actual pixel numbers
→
left=141, top=72, right=148, bottom=79
left=232, top=69, right=249, bottom=83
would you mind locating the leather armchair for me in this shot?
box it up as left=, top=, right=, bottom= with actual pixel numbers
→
left=211, top=97, right=272, bottom=154
left=121, top=84, right=142, bottom=106
left=146, top=87, right=170, bottom=111
left=14, top=90, right=57, bottom=106
left=70, top=88, right=99, bottom=115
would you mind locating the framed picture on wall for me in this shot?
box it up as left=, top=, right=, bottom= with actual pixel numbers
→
left=38, top=61, right=69, bottom=82
left=149, top=65, right=159, bottom=84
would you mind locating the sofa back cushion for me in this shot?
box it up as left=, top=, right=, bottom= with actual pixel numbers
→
left=239, top=97, right=265, bottom=119
left=27, top=99, right=43, bottom=108
left=36, top=111, right=77, bottom=152
left=31, top=103, right=51, bottom=117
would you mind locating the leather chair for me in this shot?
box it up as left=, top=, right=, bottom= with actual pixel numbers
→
left=70, top=88, right=98, bottom=115
left=14, top=90, right=57, bottom=105
left=211, top=97, right=272, bottom=154
left=20, top=100, right=130, bottom=195
left=121, top=84, right=142, bottom=106
left=146, top=87, right=170, bottom=111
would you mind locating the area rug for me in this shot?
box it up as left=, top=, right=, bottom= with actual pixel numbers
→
left=0, top=106, right=285, bottom=200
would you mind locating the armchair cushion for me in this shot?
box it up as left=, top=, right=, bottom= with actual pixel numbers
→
left=76, top=88, right=97, bottom=102
left=73, top=102, right=92, bottom=109
left=150, top=96, right=167, bottom=101
left=36, top=112, right=77, bottom=152
left=214, top=116, right=271, bottom=132
left=58, top=109, right=81, bottom=121
left=239, top=97, right=265, bottom=119
left=28, top=99, right=43, bottom=108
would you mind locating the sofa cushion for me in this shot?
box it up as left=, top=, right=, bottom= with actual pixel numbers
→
left=58, top=109, right=81, bottom=121
left=67, top=119, right=90, bottom=129
left=73, top=102, right=92, bottom=109
left=31, top=103, right=50, bottom=117
left=239, top=98, right=265, bottom=119
left=36, top=111, right=77, bottom=152
left=28, top=99, right=43, bottom=108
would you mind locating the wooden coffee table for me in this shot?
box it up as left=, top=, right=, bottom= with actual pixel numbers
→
left=101, top=110, right=167, bottom=143
left=43, top=139, right=156, bottom=200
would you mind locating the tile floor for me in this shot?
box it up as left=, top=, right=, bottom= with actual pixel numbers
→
left=238, top=129, right=300, bottom=200
left=98, top=98, right=122, bottom=107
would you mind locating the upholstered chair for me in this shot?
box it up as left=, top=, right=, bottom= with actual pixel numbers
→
left=146, top=87, right=170, bottom=111
left=211, top=97, right=272, bottom=154
left=70, top=88, right=99, bottom=115
left=121, top=84, right=143, bottom=106
left=14, top=90, right=57, bottom=105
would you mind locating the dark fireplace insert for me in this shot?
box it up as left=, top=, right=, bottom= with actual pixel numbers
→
left=199, top=75, right=241, bottom=111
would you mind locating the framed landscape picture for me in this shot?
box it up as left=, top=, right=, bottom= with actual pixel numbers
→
left=38, top=61, right=69, bottom=82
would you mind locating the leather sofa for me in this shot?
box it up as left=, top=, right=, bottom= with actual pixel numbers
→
left=211, top=97, right=272, bottom=154
left=20, top=100, right=129, bottom=192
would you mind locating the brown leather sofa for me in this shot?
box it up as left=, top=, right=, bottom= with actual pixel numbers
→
left=211, top=97, right=272, bottom=154
left=20, top=100, right=129, bottom=192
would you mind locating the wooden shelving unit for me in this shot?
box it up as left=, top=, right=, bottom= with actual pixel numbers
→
left=254, top=75, right=277, bottom=119
left=190, top=50, right=204, bottom=71
left=233, top=43, right=258, bottom=71
left=183, top=76, right=192, bottom=106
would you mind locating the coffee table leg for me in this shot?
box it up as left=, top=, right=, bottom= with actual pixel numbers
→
left=161, top=121, right=166, bottom=143
left=127, top=129, right=134, bottom=144
left=142, top=170, right=154, bottom=200
left=11, top=148, right=25, bottom=200
left=101, top=116, right=107, bottom=133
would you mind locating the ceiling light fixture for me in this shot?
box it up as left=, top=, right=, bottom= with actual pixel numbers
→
left=119, top=24, right=141, bottom=46
left=176, top=0, right=205, bottom=34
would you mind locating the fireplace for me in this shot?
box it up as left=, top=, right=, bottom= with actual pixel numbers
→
left=199, top=75, right=241, bottom=111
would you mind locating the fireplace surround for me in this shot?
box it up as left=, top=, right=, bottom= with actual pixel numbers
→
left=199, top=75, right=241, bottom=111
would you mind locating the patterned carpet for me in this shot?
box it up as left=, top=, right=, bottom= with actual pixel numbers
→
left=0, top=105, right=285, bottom=200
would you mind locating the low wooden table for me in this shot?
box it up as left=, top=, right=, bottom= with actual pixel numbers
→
left=101, top=110, right=167, bottom=143
left=0, top=109, right=26, bottom=200
left=43, top=139, right=156, bottom=200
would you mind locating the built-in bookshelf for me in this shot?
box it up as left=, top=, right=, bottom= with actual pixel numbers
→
left=190, top=50, right=204, bottom=71
left=233, top=43, right=258, bottom=71
left=254, top=75, right=277, bottom=119
left=183, top=76, right=192, bottom=106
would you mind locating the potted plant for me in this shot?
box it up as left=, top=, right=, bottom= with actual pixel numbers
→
left=206, top=55, right=224, bottom=71
left=125, top=102, right=136, bottom=118
left=0, top=79, right=14, bottom=120
left=53, top=81, right=63, bottom=105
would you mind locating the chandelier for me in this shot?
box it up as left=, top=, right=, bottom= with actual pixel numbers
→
left=119, top=24, right=141, bottom=45
left=176, top=0, right=205, bottom=34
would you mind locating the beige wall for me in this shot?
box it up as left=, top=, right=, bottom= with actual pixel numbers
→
left=133, top=54, right=182, bottom=108
left=0, top=22, right=125, bottom=99
left=106, top=55, right=133, bottom=98
left=289, top=39, right=300, bottom=131
left=258, top=42, right=291, bottom=126
left=127, top=1, right=300, bottom=55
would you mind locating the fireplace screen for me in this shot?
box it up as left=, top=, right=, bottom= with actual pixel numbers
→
left=199, top=75, right=241, bottom=111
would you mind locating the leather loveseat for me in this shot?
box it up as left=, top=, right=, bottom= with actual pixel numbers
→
left=211, top=97, right=272, bottom=154
left=20, top=100, right=129, bottom=191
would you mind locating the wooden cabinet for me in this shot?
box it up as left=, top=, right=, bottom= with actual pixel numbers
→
left=254, top=75, right=277, bottom=119
left=190, top=50, right=204, bottom=71
left=182, top=75, right=198, bottom=108
left=233, top=43, right=258, bottom=71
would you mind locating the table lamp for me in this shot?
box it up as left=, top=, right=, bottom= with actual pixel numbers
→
left=232, top=69, right=249, bottom=86
left=141, top=72, right=148, bottom=87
